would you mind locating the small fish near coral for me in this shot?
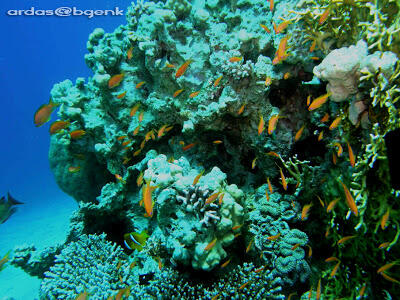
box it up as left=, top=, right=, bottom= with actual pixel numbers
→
left=0, top=192, right=23, bottom=224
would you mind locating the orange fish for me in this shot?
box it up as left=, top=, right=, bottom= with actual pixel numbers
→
left=301, top=203, right=312, bottom=220
left=377, top=262, right=396, bottom=274
left=287, top=293, right=297, bottom=300
left=334, top=142, right=343, bottom=157
left=279, top=168, right=287, bottom=190
left=326, top=198, right=339, bottom=213
left=130, top=104, right=140, bottom=117
left=306, top=95, right=311, bottom=106
left=381, top=208, right=390, bottom=230
left=295, top=125, right=305, bottom=142
left=325, top=256, right=340, bottom=262
left=380, top=272, right=400, bottom=284
left=277, top=36, right=289, bottom=61
left=309, top=40, right=317, bottom=53
left=136, top=81, right=146, bottom=89
left=265, top=76, right=272, bottom=86
left=127, top=46, right=133, bottom=60
left=239, top=281, right=251, bottom=290
left=117, top=135, right=127, bottom=141
left=189, top=91, right=200, bottom=98
left=306, top=245, right=312, bottom=257
left=228, top=56, right=242, bottom=62
left=339, top=180, right=358, bottom=216
left=213, top=140, right=223, bottom=144
left=317, top=196, right=325, bottom=207
left=260, top=24, right=271, bottom=33
left=329, top=116, right=341, bottom=130
left=192, top=170, right=204, bottom=185
left=246, top=238, right=253, bottom=253
left=316, top=279, right=321, bottom=300
left=34, top=99, right=58, bottom=127
left=252, top=157, right=257, bottom=169
left=258, top=115, right=265, bottom=135
left=267, top=233, right=281, bottom=241
left=182, top=143, right=196, bottom=151
left=157, top=257, right=163, bottom=270
left=138, top=111, right=144, bottom=122
left=75, top=291, right=89, bottom=300
left=320, top=113, right=329, bottom=123
left=205, top=192, right=220, bottom=205
left=237, top=104, right=245, bottom=115
left=378, top=242, right=391, bottom=249
left=269, top=0, right=274, bottom=11
left=166, top=63, right=175, bottom=68
left=318, top=131, right=324, bottom=141
left=267, top=177, right=273, bottom=193
left=332, top=152, right=337, bottom=165
left=122, top=140, right=131, bottom=146
left=173, top=89, right=184, bottom=98
left=310, top=56, right=320, bottom=60
left=325, top=227, right=330, bottom=238
left=108, top=73, right=124, bottom=89
left=283, top=72, right=291, bottom=80
left=268, top=115, right=280, bottom=135
left=142, top=180, right=157, bottom=217
left=68, top=166, right=81, bottom=173
left=133, top=125, right=141, bottom=136
left=291, top=243, right=300, bottom=250
left=359, top=284, right=366, bottom=297
left=330, top=262, right=340, bottom=277
left=70, top=130, right=86, bottom=139
left=218, top=193, right=224, bottom=205
left=275, top=20, right=291, bottom=34
left=133, top=149, right=142, bottom=156
left=221, top=259, right=231, bottom=268
left=49, top=120, right=70, bottom=134
left=266, top=151, right=280, bottom=158
left=157, top=124, right=168, bottom=138
left=214, top=75, right=223, bottom=87
left=232, top=224, right=243, bottom=230
left=337, top=235, right=356, bottom=245
left=347, top=142, right=355, bottom=167
left=265, top=189, right=270, bottom=201
left=137, top=172, right=144, bottom=187
left=319, top=8, right=330, bottom=25
left=254, top=266, right=265, bottom=273
left=115, top=174, right=125, bottom=183
left=308, top=92, right=331, bottom=111
left=117, top=91, right=127, bottom=99
left=204, top=238, right=217, bottom=251
left=175, top=60, right=192, bottom=78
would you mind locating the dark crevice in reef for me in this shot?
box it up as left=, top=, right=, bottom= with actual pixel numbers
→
left=291, top=134, right=326, bottom=163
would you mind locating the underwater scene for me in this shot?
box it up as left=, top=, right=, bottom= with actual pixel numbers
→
left=1, top=0, right=400, bottom=299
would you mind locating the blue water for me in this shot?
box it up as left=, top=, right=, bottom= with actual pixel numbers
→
left=0, top=1, right=133, bottom=297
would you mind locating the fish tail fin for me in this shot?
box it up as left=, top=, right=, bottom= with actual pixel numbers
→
left=7, top=192, right=23, bottom=205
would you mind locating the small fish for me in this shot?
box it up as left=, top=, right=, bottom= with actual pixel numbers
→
left=221, top=259, right=231, bottom=268
left=142, top=180, right=157, bottom=217
left=378, top=242, right=391, bottom=249
left=267, top=233, right=281, bottom=241
left=254, top=266, right=265, bottom=273
left=265, top=76, right=272, bottom=86
left=108, top=73, right=124, bottom=89
left=117, top=91, right=127, bottom=99
left=246, top=238, right=253, bottom=253
left=228, top=56, right=242, bottom=63
left=133, top=125, right=141, bottom=136
left=214, top=75, right=223, bottom=87
left=377, top=262, right=396, bottom=274
left=130, top=261, right=137, bottom=269
left=307, top=245, right=312, bottom=257
left=127, top=46, right=133, bottom=60
left=138, top=111, right=144, bottom=122
left=359, top=284, right=366, bottom=297
left=267, top=177, right=273, bottom=193
left=334, top=142, right=343, bottom=157
left=49, top=120, right=70, bottom=134
left=130, top=104, right=140, bottom=117
left=269, top=0, right=274, bottom=11
left=266, top=151, right=280, bottom=158
left=0, top=251, right=10, bottom=271
left=265, top=189, right=270, bottom=201
left=317, top=196, right=325, bottom=207
left=337, top=235, right=356, bottom=245
left=308, top=93, right=331, bottom=111
left=306, top=95, right=311, bottom=106
left=325, top=227, right=330, bottom=238
left=232, top=224, right=243, bottom=230
left=330, top=262, right=340, bottom=277
left=276, top=20, right=291, bottom=34
left=173, top=89, right=184, bottom=98
left=329, top=116, right=341, bottom=130
left=237, top=104, right=246, bottom=115
left=380, top=208, right=390, bottom=230
left=310, top=56, right=320, bottom=60
left=239, top=281, right=251, bottom=290
left=234, top=233, right=241, bottom=238
left=165, top=125, right=174, bottom=132
left=137, top=172, right=144, bottom=187
left=325, top=256, right=340, bottom=262
left=123, top=230, right=149, bottom=251
left=291, top=243, right=300, bottom=250
left=308, top=287, right=313, bottom=299
left=175, top=60, right=192, bottom=78
left=204, top=238, right=217, bottom=251
left=192, top=170, right=205, bottom=185
left=283, top=72, right=291, bottom=80
left=260, top=24, right=271, bottom=33
left=347, top=142, right=355, bottom=167
left=287, top=292, right=297, bottom=300
left=326, top=198, right=339, bottom=213
left=157, top=125, right=168, bottom=138
left=252, top=157, right=257, bottom=169
left=316, top=279, right=321, bottom=300
left=140, top=139, right=146, bottom=149
left=68, top=166, right=81, bottom=173
left=115, top=174, right=125, bottom=183
left=380, top=272, right=400, bottom=284
left=279, top=168, right=287, bottom=190
left=136, top=81, right=146, bottom=89
left=218, top=193, right=224, bottom=204
left=189, top=91, right=200, bottom=98
left=117, top=135, right=128, bottom=141
left=268, top=115, right=280, bottom=135
left=116, top=261, right=122, bottom=270
left=145, top=130, right=153, bottom=141
left=294, top=125, right=305, bottom=142
left=318, top=131, right=324, bottom=141
left=70, top=130, right=86, bottom=139
left=166, top=63, right=175, bottom=68
left=75, top=291, right=89, bottom=300
left=205, top=192, right=220, bottom=205
left=319, top=8, right=330, bottom=25
left=121, top=140, right=132, bottom=147
left=157, top=257, right=163, bottom=270
left=339, top=180, right=358, bottom=216
left=211, top=293, right=222, bottom=300
left=301, top=203, right=312, bottom=220
left=34, top=99, right=58, bottom=127
left=332, top=152, right=337, bottom=165
left=182, top=143, right=196, bottom=151
left=309, top=40, right=317, bottom=53
left=213, top=140, right=223, bottom=144
left=320, top=113, right=329, bottom=123
left=277, top=36, right=289, bottom=61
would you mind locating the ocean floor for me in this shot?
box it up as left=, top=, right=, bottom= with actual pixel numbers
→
left=0, top=195, right=77, bottom=299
